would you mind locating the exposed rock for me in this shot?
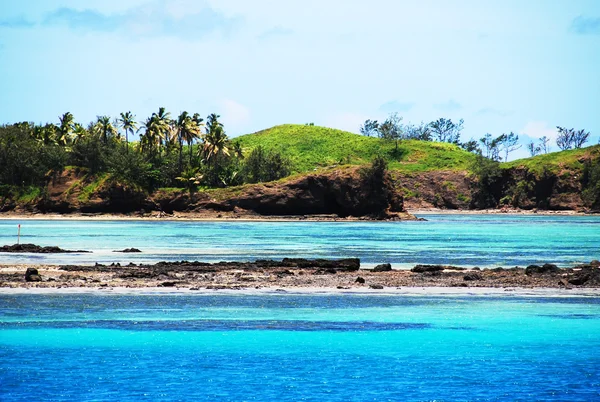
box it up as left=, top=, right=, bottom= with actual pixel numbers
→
left=278, top=258, right=360, bottom=271
left=372, top=263, right=392, bottom=272
left=411, top=265, right=446, bottom=273
left=463, top=272, right=482, bottom=281
left=25, top=268, right=42, bottom=282
left=355, top=276, right=366, bottom=284
left=369, top=284, right=384, bottom=289
left=525, top=264, right=560, bottom=275
left=159, top=281, right=179, bottom=287
left=226, top=167, right=404, bottom=218
left=0, top=244, right=90, bottom=253
left=115, top=248, right=142, bottom=253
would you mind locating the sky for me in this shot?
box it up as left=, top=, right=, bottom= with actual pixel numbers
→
left=0, top=0, right=598, bottom=160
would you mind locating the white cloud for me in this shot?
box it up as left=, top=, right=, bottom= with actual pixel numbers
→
left=521, top=121, right=557, bottom=140
left=322, top=112, right=368, bottom=133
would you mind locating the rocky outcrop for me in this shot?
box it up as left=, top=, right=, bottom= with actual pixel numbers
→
left=0, top=244, right=90, bottom=253
left=16, top=167, right=407, bottom=219
left=525, top=264, right=560, bottom=275
left=372, top=263, right=392, bottom=272
left=25, top=268, right=42, bottom=282
left=115, top=248, right=142, bottom=253
left=226, top=168, right=404, bottom=218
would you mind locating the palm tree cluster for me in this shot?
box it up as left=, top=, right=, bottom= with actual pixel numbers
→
left=1, top=108, right=291, bottom=192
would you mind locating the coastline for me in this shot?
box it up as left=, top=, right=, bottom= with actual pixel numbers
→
left=0, top=208, right=596, bottom=222
left=2, top=260, right=599, bottom=294
left=1, top=285, right=599, bottom=297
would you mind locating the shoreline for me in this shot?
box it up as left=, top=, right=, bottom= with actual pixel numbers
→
left=1, top=285, right=599, bottom=297
left=0, top=208, right=596, bottom=222
left=2, top=260, right=599, bottom=294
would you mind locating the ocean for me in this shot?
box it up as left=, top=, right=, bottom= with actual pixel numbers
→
left=1, top=292, right=599, bottom=401
left=1, top=215, right=599, bottom=400
left=0, top=214, right=599, bottom=268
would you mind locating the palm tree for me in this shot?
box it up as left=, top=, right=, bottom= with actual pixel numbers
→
left=72, top=123, right=87, bottom=145
left=188, top=113, right=204, bottom=165
left=34, top=123, right=58, bottom=145
left=174, top=111, right=203, bottom=171
left=152, top=107, right=171, bottom=153
left=138, top=117, right=161, bottom=157
left=118, top=112, right=137, bottom=153
left=94, top=115, right=117, bottom=144
left=57, top=112, right=75, bottom=146
left=201, top=114, right=230, bottom=174
left=233, top=142, right=244, bottom=159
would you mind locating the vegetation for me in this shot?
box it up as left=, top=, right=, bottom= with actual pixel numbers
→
left=0, top=108, right=598, bottom=212
left=235, top=124, right=476, bottom=173
left=0, top=110, right=292, bottom=200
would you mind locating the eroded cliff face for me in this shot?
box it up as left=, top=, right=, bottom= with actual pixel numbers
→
left=4, top=158, right=598, bottom=216
left=397, top=163, right=595, bottom=212
left=11, top=167, right=406, bottom=218
left=226, top=168, right=404, bottom=218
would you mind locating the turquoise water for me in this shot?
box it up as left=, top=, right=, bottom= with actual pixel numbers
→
left=0, top=215, right=599, bottom=267
left=1, top=293, right=599, bottom=401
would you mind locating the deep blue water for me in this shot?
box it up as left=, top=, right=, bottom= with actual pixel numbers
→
left=1, top=293, right=599, bottom=401
left=1, top=214, right=599, bottom=267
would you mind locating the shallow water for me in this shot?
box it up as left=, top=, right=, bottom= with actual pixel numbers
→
left=0, top=215, right=599, bottom=267
left=1, top=293, right=599, bottom=401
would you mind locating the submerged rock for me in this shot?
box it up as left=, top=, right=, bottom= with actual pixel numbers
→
left=115, top=248, right=142, bottom=253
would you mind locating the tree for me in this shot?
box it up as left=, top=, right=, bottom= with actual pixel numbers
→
left=118, top=112, right=137, bottom=153
left=138, top=117, right=161, bottom=157
left=185, top=113, right=204, bottom=166
left=174, top=111, right=201, bottom=172
left=93, top=116, right=118, bottom=144
left=72, top=123, right=87, bottom=145
left=233, top=142, right=244, bottom=159
left=499, top=132, right=521, bottom=162
left=377, top=113, right=403, bottom=152
left=405, top=122, right=432, bottom=141
left=429, top=118, right=463, bottom=144
left=241, top=145, right=290, bottom=183
left=527, top=141, right=541, bottom=157
left=359, top=119, right=379, bottom=137
left=556, top=127, right=590, bottom=150
left=460, top=139, right=480, bottom=153
left=201, top=113, right=230, bottom=185
left=57, top=112, right=75, bottom=146
left=479, top=133, right=502, bottom=161
left=539, top=136, right=550, bottom=154
left=572, top=129, right=590, bottom=149
left=152, top=107, right=172, bottom=153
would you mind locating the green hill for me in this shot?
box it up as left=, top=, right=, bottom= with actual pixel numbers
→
left=503, top=145, right=600, bottom=174
left=233, top=124, right=477, bottom=173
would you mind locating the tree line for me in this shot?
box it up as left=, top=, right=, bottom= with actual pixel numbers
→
left=0, top=109, right=291, bottom=194
left=360, top=114, right=593, bottom=162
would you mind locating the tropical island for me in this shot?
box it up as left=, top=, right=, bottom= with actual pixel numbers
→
left=0, top=110, right=598, bottom=219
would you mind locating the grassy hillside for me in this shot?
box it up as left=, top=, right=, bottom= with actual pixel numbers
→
left=234, top=124, right=477, bottom=173
left=503, top=145, right=600, bottom=174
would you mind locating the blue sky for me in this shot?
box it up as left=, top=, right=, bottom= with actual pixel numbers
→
left=1, top=0, right=598, bottom=159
